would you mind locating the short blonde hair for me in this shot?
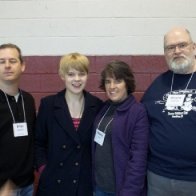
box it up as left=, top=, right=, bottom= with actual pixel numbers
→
left=59, top=52, right=89, bottom=76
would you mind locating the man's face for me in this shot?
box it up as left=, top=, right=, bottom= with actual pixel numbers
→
left=164, top=29, right=196, bottom=74
left=0, top=48, right=25, bottom=84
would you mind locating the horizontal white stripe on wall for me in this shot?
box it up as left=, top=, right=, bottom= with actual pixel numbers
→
left=0, top=0, right=196, bottom=55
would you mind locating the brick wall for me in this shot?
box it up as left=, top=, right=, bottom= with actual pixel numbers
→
left=20, top=55, right=168, bottom=110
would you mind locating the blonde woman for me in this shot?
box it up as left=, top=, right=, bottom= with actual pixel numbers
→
left=35, top=53, right=103, bottom=196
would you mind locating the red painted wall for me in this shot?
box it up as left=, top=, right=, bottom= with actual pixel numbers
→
left=20, top=55, right=168, bottom=110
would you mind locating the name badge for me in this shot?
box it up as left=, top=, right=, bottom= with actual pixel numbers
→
left=13, top=122, right=28, bottom=137
left=94, top=129, right=105, bottom=146
left=166, top=94, right=185, bottom=107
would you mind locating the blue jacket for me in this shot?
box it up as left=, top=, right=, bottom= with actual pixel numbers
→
left=35, top=89, right=103, bottom=196
left=92, top=95, right=149, bottom=196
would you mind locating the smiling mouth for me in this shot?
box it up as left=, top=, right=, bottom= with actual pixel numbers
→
left=72, top=83, right=82, bottom=87
left=108, top=92, right=117, bottom=96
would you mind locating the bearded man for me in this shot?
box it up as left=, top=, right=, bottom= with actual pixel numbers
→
left=142, top=27, right=196, bottom=196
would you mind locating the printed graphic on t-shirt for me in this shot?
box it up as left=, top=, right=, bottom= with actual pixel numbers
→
left=155, top=89, right=196, bottom=118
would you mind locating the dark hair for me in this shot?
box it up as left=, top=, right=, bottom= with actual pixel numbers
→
left=0, top=43, right=23, bottom=63
left=100, top=60, right=135, bottom=94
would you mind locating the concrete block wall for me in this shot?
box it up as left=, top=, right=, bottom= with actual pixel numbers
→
left=1, top=0, right=196, bottom=56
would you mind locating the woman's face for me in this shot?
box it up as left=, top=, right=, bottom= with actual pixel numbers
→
left=61, top=68, right=88, bottom=95
left=105, top=76, right=128, bottom=102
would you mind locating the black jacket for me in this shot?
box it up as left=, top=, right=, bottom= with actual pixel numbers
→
left=35, top=90, right=103, bottom=196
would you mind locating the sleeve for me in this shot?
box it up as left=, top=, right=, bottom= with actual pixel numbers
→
left=119, top=106, right=149, bottom=196
left=34, top=98, right=49, bottom=170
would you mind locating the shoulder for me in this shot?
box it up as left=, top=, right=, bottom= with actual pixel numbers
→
left=20, top=90, right=35, bottom=105
left=118, top=95, right=142, bottom=111
left=150, top=70, right=171, bottom=87
left=142, top=70, right=171, bottom=101
left=84, top=91, right=103, bottom=106
left=117, top=95, right=147, bottom=118
left=21, top=90, right=34, bottom=100
left=41, top=90, right=65, bottom=103
left=128, top=96, right=147, bottom=114
left=151, top=70, right=171, bottom=85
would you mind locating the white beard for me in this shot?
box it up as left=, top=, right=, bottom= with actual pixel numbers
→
left=168, top=57, right=192, bottom=74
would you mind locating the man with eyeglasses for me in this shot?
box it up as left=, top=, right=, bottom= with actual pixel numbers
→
left=0, top=43, right=36, bottom=195
left=142, top=27, right=196, bottom=196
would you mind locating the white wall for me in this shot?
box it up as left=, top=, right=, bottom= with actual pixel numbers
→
left=0, top=0, right=196, bottom=55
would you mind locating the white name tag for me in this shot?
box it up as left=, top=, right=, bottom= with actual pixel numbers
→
left=13, top=122, right=28, bottom=137
left=94, top=129, right=105, bottom=146
left=166, top=94, right=185, bottom=107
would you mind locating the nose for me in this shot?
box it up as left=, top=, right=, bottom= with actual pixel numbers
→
left=174, top=46, right=182, bottom=53
left=109, top=81, right=116, bottom=89
left=5, top=60, right=11, bottom=68
left=74, top=74, right=80, bottom=80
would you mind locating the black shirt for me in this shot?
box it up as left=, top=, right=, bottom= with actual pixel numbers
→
left=0, top=90, right=36, bottom=187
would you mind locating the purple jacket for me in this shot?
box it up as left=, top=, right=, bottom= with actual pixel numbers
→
left=92, top=95, right=149, bottom=196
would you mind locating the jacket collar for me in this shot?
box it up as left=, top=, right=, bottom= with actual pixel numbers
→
left=53, top=89, right=100, bottom=144
left=105, top=94, right=136, bottom=112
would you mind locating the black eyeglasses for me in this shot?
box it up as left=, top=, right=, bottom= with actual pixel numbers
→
left=164, top=42, right=192, bottom=53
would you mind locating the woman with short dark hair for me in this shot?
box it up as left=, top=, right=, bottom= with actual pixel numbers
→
left=92, top=60, right=149, bottom=196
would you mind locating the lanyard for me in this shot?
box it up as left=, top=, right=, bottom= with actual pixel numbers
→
left=4, top=90, right=26, bottom=123
left=97, top=106, right=114, bottom=133
left=170, top=72, right=194, bottom=92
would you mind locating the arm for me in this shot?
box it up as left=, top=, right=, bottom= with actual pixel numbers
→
left=34, top=99, right=49, bottom=171
left=120, top=107, right=149, bottom=196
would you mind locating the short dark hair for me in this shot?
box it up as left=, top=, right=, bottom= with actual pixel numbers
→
left=100, top=60, right=135, bottom=94
left=0, top=43, right=23, bottom=63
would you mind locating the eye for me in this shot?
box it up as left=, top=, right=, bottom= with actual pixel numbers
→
left=105, top=80, right=111, bottom=84
left=115, top=79, right=123, bottom=84
left=0, top=60, right=5, bottom=65
left=166, top=45, right=175, bottom=51
left=78, top=72, right=86, bottom=77
left=67, top=72, right=75, bottom=77
left=9, top=59, right=18, bottom=64
left=178, top=43, right=187, bottom=49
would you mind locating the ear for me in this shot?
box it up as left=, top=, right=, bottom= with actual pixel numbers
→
left=193, top=42, right=196, bottom=56
left=60, top=73, right=65, bottom=81
left=21, top=62, right=26, bottom=73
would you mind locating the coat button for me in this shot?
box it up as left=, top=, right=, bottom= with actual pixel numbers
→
left=62, top=145, right=66, bottom=149
left=57, top=179, right=61, bottom=184
left=75, top=162, right=79, bottom=166
left=73, top=179, right=77, bottom=184
left=59, top=162, right=63, bottom=167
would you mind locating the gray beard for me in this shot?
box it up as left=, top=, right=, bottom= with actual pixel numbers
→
left=168, top=58, right=192, bottom=74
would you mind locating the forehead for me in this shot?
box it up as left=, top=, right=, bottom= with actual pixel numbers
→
left=67, top=68, right=85, bottom=73
left=165, top=30, right=191, bottom=45
left=0, top=48, right=19, bottom=59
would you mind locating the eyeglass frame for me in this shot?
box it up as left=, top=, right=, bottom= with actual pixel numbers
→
left=164, top=42, right=193, bottom=53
